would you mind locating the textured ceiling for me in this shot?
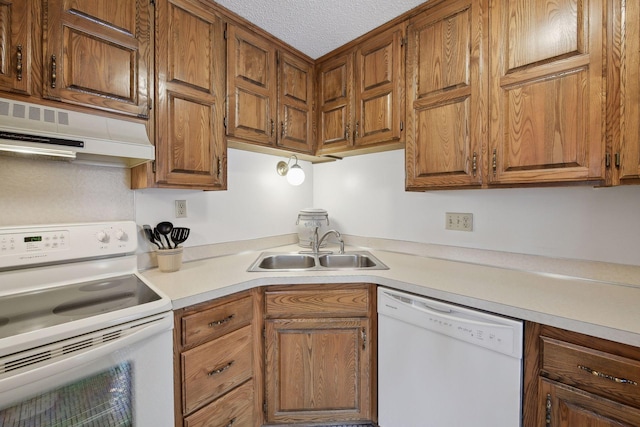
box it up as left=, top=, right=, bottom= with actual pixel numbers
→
left=212, top=0, right=427, bottom=59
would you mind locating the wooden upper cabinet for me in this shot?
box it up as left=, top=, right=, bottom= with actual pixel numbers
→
left=277, top=50, right=314, bottom=153
left=405, top=0, right=485, bottom=189
left=0, top=0, right=31, bottom=94
left=317, top=23, right=404, bottom=156
left=152, top=0, right=226, bottom=190
left=43, top=0, right=152, bottom=117
left=355, top=24, right=404, bottom=148
left=615, top=0, right=640, bottom=183
left=226, top=24, right=277, bottom=146
left=489, top=0, right=605, bottom=185
left=317, top=51, right=354, bottom=153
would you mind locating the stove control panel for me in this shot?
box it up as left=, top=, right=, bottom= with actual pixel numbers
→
left=0, top=221, right=138, bottom=268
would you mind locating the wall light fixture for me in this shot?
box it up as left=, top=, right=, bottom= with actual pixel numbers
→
left=276, top=155, right=305, bottom=186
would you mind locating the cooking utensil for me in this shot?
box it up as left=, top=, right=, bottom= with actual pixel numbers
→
left=156, top=221, right=174, bottom=249
left=170, top=227, right=190, bottom=248
left=143, top=224, right=162, bottom=249
left=153, top=227, right=165, bottom=249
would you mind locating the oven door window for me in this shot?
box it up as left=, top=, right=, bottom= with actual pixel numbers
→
left=0, top=362, right=132, bottom=426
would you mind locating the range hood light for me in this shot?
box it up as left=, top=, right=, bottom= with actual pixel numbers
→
left=0, top=143, right=76, bottom=159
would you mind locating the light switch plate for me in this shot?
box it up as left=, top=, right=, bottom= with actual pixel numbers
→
left=445, top=212, right=473, bottom=231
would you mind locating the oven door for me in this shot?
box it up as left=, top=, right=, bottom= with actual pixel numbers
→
left=0, top=312, right=173, bottom=427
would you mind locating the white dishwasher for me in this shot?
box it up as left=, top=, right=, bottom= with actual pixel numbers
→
left=377, top=287, right=523, bottom=427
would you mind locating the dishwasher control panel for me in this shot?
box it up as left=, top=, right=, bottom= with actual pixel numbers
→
left=378, top=287, right=523, bottom=359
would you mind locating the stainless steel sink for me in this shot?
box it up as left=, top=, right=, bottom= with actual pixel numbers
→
left=257, top=254, right=315, bottom=270
left=248, top=251, right=389, bottom=272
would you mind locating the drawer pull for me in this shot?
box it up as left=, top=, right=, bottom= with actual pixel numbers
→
left=208, top=361, right=234, bottom=376
left=208, top=314, right=234, bottom=327
left=578, top=365, right=638, bottom=385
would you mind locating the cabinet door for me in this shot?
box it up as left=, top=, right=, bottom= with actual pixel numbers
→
left=0, top=0, right=31, bottom=94
left=154, top=0, right=226, bottom=189
left=355, top=24, right=404, bottom=148
left=226, top=24, right=277, bottom=146
left=317, top=52, right=354, bottom=154
left=405, top=0, right=485, bottom=189
left=617, top=0, right=640, bottom=182
left=489, top=0, right=605, bottom=185
left=43, top=0, right=151, bottom=117
left=277, top=51, right=314, bottom=153
left=540, top=378, right=640, bottom=427
left=264, top=317, right=371, bottom=424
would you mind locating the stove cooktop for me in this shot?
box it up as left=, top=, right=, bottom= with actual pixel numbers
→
left=0, top=274, right=161, bottom=340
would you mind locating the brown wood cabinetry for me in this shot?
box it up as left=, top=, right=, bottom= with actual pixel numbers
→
left=0, top=0, right=32, bottom=94
left=43, top=0, right=152, bottom=117
left=174, top=290, right=260, bottom=427
left=263, top=284, right=376, bottom=425
left=523, top=322, right=640, bottom=426
left=226, top=24, right=314, bottom=154
left=139, top=0, right=226, bottom=190
left=405, top=0, right=485, bottom=189
left=317, top=24, right=404, bottom=157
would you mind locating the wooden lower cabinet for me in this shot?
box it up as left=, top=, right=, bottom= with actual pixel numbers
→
left=523, top=322, right=640, bottom=426
left=174, top=290, right=261, bottom=427
left=263, top=284, right=376, bottom=425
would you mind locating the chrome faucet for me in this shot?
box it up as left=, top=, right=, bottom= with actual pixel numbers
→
left=311, top=227, right=345, bottom=254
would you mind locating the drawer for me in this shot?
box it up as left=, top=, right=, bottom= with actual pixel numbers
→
left=265, top=286, right=369, bottom=318
left=182, top=296, right=253, bottom=347
left=182, top=324, right=253, bottom=415
left=541, top=337, right=640, bottom=408
left=184, top=380, right=254, bottom=427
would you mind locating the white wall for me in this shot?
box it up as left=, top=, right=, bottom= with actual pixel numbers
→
left=314, top=150, right=640, bottom=266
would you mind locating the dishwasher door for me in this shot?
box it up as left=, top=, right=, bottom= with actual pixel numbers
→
left=377, top=287, right=523, bottom=427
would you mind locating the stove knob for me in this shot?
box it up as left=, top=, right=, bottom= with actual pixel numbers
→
left=96, top=231, right=109, bottom=243
left=115, top=229, right=127, bottom=241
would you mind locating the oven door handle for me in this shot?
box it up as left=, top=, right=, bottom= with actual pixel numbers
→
left=0, top=313, right=172, bottom=392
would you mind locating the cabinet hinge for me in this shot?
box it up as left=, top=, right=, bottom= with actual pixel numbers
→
left=223, top=117, right=227, bottom=129
left=152, top=160, right=156, bottom=173
left=263, top=401, right=267, bottom=415
left=149, top=0, right=155, bottom=6
left=223, top=24, right=228, bottom=40
left=262, top=326, right=266, bottom=339
left=401, top=36, right=408, bottom=47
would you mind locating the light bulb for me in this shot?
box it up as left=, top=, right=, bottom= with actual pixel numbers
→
left=287, top=164, right=305, bottom=185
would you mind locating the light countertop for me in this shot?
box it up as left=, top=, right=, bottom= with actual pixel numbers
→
left=141, top=244, right=640, bottom=347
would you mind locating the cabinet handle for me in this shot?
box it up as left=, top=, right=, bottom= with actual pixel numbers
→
left=615, top=152, right=621, bottom=168
left=50, top=55, right=57, bottom=88
left=16, top=45, right=23, bottom=81
left=577, top=364, right=638, bottom=385
left=472, top=152, right=477, bottom=177
left=545, top=393, right=552, bottom=426
left=361, top=328, right=366, bottom=350
left=208, top=314, right=234, bottom=327
left=208, top=360, right=234, bottom=376
left=492, top=148, right=497, bottom=176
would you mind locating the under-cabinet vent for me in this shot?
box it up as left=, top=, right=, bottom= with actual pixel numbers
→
left=3, top=350, right=52, bottom=373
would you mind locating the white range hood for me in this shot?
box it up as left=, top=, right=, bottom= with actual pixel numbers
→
left=0, top=98, right=154, bottom=168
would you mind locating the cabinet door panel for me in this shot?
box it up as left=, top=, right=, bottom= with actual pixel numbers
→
left=540, top=378, right=640, bottom=427
left=317, top=53, right=353, bottom=153
left=355, top=24, right=403, bottom=147
left=154, top=0, right=225, bottom=189
left=226, top=24, right=276, bottom=146
left=490, top=0, right=604, bottom=184
left=278, top=51, right=314, bottom=153
left=406, top=0, right=484, bottom=189
left=265, top=317, right=371, bottom=424
left=0, top=0, right=31, bottom=94
left=619, top=0, right=640, bottom=181
left=44, top=0, right=150, bottom=117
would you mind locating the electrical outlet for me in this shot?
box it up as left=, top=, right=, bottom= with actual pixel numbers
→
left=445, top=212, right=473, bottom=231
left=175, top=200, right=187, bottom=218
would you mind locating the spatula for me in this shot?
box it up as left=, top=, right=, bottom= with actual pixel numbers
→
left=170, top=227, right=190, bottom=248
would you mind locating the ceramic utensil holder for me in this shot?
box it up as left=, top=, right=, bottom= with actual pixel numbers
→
left=156, top=246, right=183, bottom=272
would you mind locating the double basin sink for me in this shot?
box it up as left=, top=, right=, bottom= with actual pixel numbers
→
left=247, top=251, right=389, bottom=272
